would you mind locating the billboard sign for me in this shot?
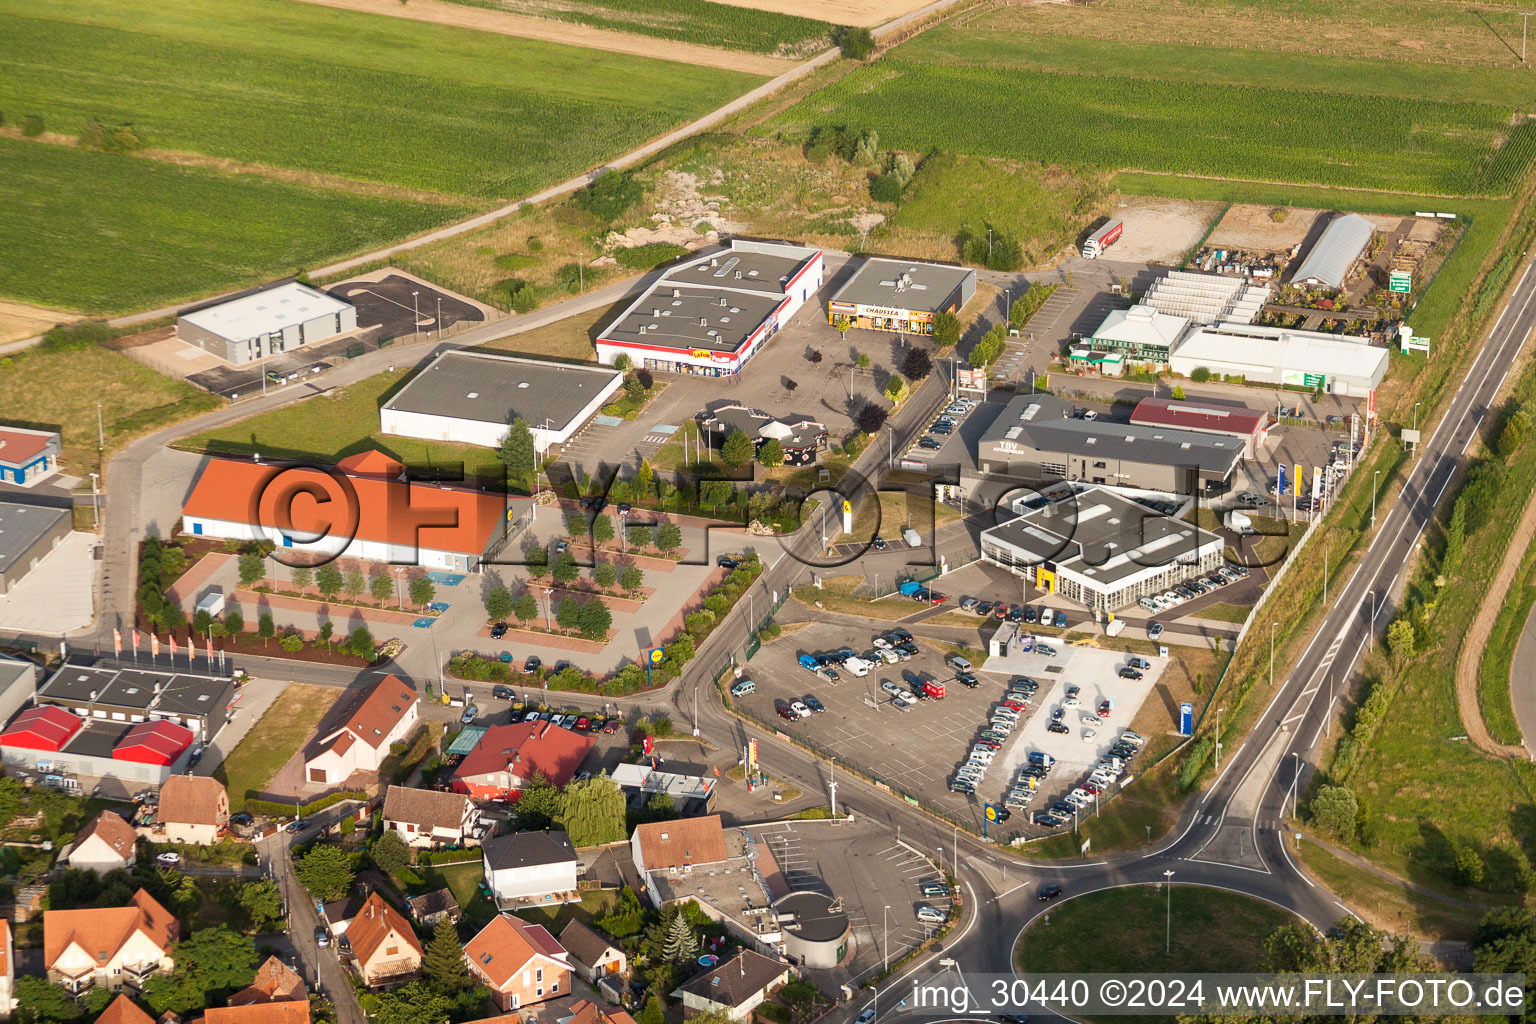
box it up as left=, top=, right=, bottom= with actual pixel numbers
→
left=1179, top=702, right=1193, bottom=736
left=746, top=739, right=759, bottom=775
left=1390, top=270, right=1412, bottom=293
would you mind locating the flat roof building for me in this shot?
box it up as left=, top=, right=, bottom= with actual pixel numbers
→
left=980, top=486, right=1224, bottom=613
left=0, top=427, right=62, bottom=487
left=696, top=402, right=827, bottom=467
left=0, top=503, right=71, bottom=596
left=597, top=241, right=824, bottom=378
left=975, top=394, right=1243, bottom=496
left=827, top=257, right=976, bottom=336
left=1130, top=397, right=1270, bottom=460
left=1290, top=213, right=1374, bottom=291
left=1142, top=270, right=1270, bottom=326
left=1169, top=322, right=1388, bottom=395
left=178, top=282, right=357, bottom=366
left=380, top=352, right=623, bottom=454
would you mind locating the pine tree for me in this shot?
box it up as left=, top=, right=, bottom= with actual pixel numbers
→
left=661, top=910, right=698, bottom=963
left=424, top=923, right=468, bottom=993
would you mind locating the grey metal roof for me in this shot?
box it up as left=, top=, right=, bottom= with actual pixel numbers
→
left=0, top=655, right=36, bottom=695
left=381, top=351, right=621, bottom=428
left=981, top=488, right=1220, bottom=589
left=1290, top=213, right=1374, bottom=290
left=0, top=502, right=67, bottom=578
left=773, top=890, right=850, bottom=943
left=39, top=664, right=234, bottom=718
left=981, top=394, right=1244, bottom=477
left=831, top=257, right=975, bottom=312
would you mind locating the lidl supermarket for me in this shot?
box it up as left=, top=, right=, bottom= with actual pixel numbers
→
left=826, top=257, right=976, bottom=335
left=595, top=240, right=823, bottom=377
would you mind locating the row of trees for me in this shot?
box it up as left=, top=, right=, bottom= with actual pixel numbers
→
left=238, top=554, right=436, bottom=608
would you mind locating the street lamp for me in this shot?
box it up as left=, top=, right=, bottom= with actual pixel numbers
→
left=1163, top=869, right=1175, bottom=953
left=392, top=567, right=406, bottom=610
left=1269, top=621, right=1277, bottom=687
left=1371, top=470, right=1380, bottom=528
left=883, top=905, right=891, bottom=972
left=413, top=290, right=420, bottom=340
left=1290, top=751, right=1301, bottom=818
left=436, top=295, right=442, bottom=338
left=88, top=472, right=100, bottom=530
left=1214, top=707, right=1224, bottom=771
left=1368, top=589, right=1377, bottom=631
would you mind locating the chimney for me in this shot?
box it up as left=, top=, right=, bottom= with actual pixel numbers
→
left=734, top=271, right=742, bottom=279
left=652, top=308, right=660, bottom=317
left=699, top=318, right=708, bottom=327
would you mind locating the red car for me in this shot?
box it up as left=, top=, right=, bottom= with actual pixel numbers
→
left=776, top=705, right=797, bottom=721
left=603, top=720, right=620, bottom=734
left=928, top=592, right=947, bottom=604
left=993, top=604, right=1009, bottom=618
left=1004, top=697, right=1029, bottom=710
left=975, top=740, right=1000, bottom=751
left=1082, top=782, right=1103, bottom=796
left=575, top=717, right=591, bottom=731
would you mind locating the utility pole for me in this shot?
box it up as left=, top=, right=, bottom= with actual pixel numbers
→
left=1270, top=621, right=1277, bottom=687
left=1323, top=538, right=1328, bottom=605
left=1214, top=707, right=1224, bottom=771
left=88, top=472, right=100, bottom=530
left=1291, top=752, right=1301, bottom=818
left=436, top=296, right=442, bottom=337
left=692, top=686, right=699, bottom=738
left=829, top=759, right=838, bottom=818
left=413, top=290, right=420, bottom=339
left=1371, top=470, right=1380, bottom=528
left=1163, top=870, right=1175, bottom=953
left=96, top=402, right=104, bottom=453
left=883, top=905, right=890, bottom=972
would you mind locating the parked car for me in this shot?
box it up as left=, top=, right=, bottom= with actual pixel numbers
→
left=287, top=818, right=313, bottom=834
left=461, top=705, right=479, bottom=724
left=489, top=622, right=509, bottom=639
left=916, top=905, right=946, bottom=924
left=1037, top=884, right=1063, bottom=901
left=1118, top=667, right=1144, bottom=680
left=776, top=705, right=797, bottom=722
left=524, top=656, right=542, bottom=674
left=804, top=695, right=825, bottom=713
left=920, top=880, right=949, bottom=898
left=156, top=852, right=181, bottom=867
left=315, top=925, right=331, bottom=948
left=790, top=701, right=812, bottom=719
left=918, top=437, right=942, bottom=450
left=229, top=812, right=255, bottom=828
left=1054, top=611, right=1068, bottom=628
left=1047, top=722, right=1069, bottom=735
left=492, top=685, right=515, bottom=700
left=1023, top=606, right=1038, bottom=623
left=1147, top=622, right=1164, bottom=640
left=716, top=555, right=740, bottom=569
left=798, top=654, right=820, bottom=672
left=731, top=678, right=757, bottom=697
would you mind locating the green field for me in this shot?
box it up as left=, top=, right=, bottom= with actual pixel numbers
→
left=0, top=138, right=469, bottom=313
left=771, top=60, right=1534, bottom=196
left=1017, top=885, right=1298, bottom=974
left=442, top=0, right=833, bottom=57
left=0, top=0, right=765, bottom=201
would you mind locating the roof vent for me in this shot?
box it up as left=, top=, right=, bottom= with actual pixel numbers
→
left=720, top=297, right=728, bottom=307
left=467, top=392, right=479, bottom=399
left=735, top=271, right=742, bottom=279
left=638, top=326, right=647, bottom=335
left=518, top=382, right=530, bottom=389
left=672, top=289, right=681, bottom=298
left=653, top=308, right=661, bottom=317
left=700, top=318, right=708, bottom=327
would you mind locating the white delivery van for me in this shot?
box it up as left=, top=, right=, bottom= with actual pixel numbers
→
left=843, top=657, right=872, bottom=677
left=903, top=528, right=922, bottom=548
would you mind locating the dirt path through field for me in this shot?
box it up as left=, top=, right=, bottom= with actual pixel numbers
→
left=1455, top=487, right=1536, bottom=760
left=291, top=0, right=797, bottom=74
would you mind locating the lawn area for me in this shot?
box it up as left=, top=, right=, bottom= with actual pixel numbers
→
left=0, top=138, right=468, bottom=314
left=850, top=490, right=961, bottom=540
left=0, top=0, right=765, bottom=201
left=1297, top=840, right=1493, bottom=943
left=182, top=367, right=512, bottom=481
left=1017, top=884, right=1298, bottom=975
left=439, top=0, right=833, bottom=57
left=790, top=579, right=921, bottom=621
left=215, top=682, right=336, bottom=810
left=0, top=340, right=221, bottom=466
left=1476, top=518, right=1536, bottom=746
left=1196, top=602, right=1251, bottom=625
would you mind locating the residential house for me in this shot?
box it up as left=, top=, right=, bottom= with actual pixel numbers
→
left=630, top=817, right=781, bottom=953
left=673, top=950, right=792, bottom=1022
left=155, top=775, right=229, bottom=845
left=464, top=914, right=570, bottom=1012
left=0, top=921, right=13, bottom=1016
left=343, top=892, right=422, bottom=989
left=560, top=1001, right=638, bottom=1024
left=44, top=889, right=177, bottom=995
left=229, top=956, right=306, bottom=1006
left=94, top=995, right=154, bottom=1024
left=630, top=815, right=729, bottom=888
left=406, top=889, right=461, bottom=930
left=450, top=721, right=593, bottom=801
left=558, top=920, right=626, bottom=984
left=65, top=811, right=138, bottom=873
left=382, top=786, right=478, bottom=849
left=481, top=830, right=580, bottom=909
left=303, top=676, right=418, bottom=786
left=205, top=1003, right=310, bottom=1024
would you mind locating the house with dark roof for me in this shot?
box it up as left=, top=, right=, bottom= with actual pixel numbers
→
left=558, top=920, right=626, bottom=983
left=304, top=676, right=418, bottom=786
left=179, top=451, right=522, bottom=573
left=673, top=950, right=792, bottom=1021
left=382, top=785, right=478, bottom=848
left=155, top=775, right=229, bottom=845
left=406, top=888, right=461, bottom=930
left=44, top=889, right=177, bottom=995
left=481, top=830, right=580, bottom=909
left=343, top=892, right=422, bottom=989
left=229, top=955, right=306, bottom=1006
left=65, top=811, right=137, bottom=873
left=451, top=721, right=594, bottom=801
left=696, top=402, right=827, bottom=467
left=465, top=914, right=570, bottom=1012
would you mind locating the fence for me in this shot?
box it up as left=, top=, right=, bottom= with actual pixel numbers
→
left=744, top=584, right=793, bottom=660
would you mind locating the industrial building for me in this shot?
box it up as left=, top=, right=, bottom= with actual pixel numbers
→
left=1075, top=271, right=1270, bottom=371
left=979, top=486, right=1224, bottom=614
left=380, top=351, right=623, bottom=454
left=773, top=891, right=852, bottom=969
left=177, top=282, right=356, bottom=365
left=1290, top=213, right=1374, bottom=291
left=1129, top=397, right=1270, bottom=459
left=1142, top=270, right=1269, bottom=326
left=827, top=257, right=976, bottom=335
left=596, top=241, right=824, bottom=377
left=0, top=503, right=72, bottom=596
left=35, top=663, right=237, bottom=742
left=0, top=427, right=62, bottom=487
left=1169, top=322, right=1389, bottom=395
left=974, top=394, right=1243, bottom=496
left=180, top=450, right=522, bottom=572
left=695, top=402, right=827, bottom=466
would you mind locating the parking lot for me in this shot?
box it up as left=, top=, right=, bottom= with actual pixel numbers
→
left=750, top=819, right=950, bottom=985
left=742, top=619, right=1153, bottom=835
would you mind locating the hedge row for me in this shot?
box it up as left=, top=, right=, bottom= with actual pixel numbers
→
left=245, top=790, right=367, bottom=818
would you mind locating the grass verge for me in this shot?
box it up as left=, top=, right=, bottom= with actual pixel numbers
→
left=214, top=682, right=336, bottom=811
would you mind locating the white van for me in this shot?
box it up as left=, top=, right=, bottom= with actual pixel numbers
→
left=903, top=528, right=922, bottom=548
left=844, top=657, right=872, bottom=678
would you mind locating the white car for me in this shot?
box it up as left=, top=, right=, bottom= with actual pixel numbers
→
left=969, top=749, right=996, bottom=763
left=790, top=701, right=812, bottom=719
left=894, top=693, right=918, bottom=709
left=1039, top=606, right=1053, bottom=624
left=1120, top=731, right=1147, bottom=747
left=1069, top=787, right=1096, bottom=803
left=1064, top=793, right=1090, bottom=809
left=1060, top=697, right=1080, bottom=709
left=1138, top=597, right=1156, bottom=611
left=993, top=705, right=1022, bottom=718
left=872, top=637, right=891, bottom=649
left=880, top=680, right=903, bottom=696
left=1081, top=714, right=1102, bottom=727
left=155, top=852, right=182, bottom=867
left=1082, top=728, right=1098, bottom=743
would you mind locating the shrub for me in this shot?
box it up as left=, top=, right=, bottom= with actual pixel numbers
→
left=556, top=263, right=583, bottom=293
left=1191, top=367, right=1212, bottom=383
left=578, top=170, right=642, bottom=222
left=615, top=243, right=689, bottom=270
left=869, top=174, right=902, bottom=203
left=495, top=278, right=539, bottom=314
left=836, top=26, right=875, bottom=59
left=39, top=319, right=114, bottom=352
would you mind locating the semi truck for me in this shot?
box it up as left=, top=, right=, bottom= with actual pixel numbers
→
left=1081, top=219, right=1124, bottom=259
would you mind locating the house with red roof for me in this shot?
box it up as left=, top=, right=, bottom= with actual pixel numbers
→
left=304, top=675, right=418, bottom=786
left=451, top=721, right=594, bottom=801
left=1129, top=397, right=1270, bottom=460
left=179, top=450, right=525, bottom=573
left=45, top=889, right=177, bottom=996
left=0, top=426, right=61, bottom=487
left=65, top=811, right=138, bottom=873
left=465, top=913, right=570, bottom=1012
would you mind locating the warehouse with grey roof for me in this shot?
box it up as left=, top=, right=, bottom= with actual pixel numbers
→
left=0, top=503, right=71, bottom=596
left=827, top=257, right=976, bottom=335
left=973, top=394, right=1244, bottom=496
left=1290, top=213, right=1374, bottom=291
left=380, top=350, right=623, bottom=453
